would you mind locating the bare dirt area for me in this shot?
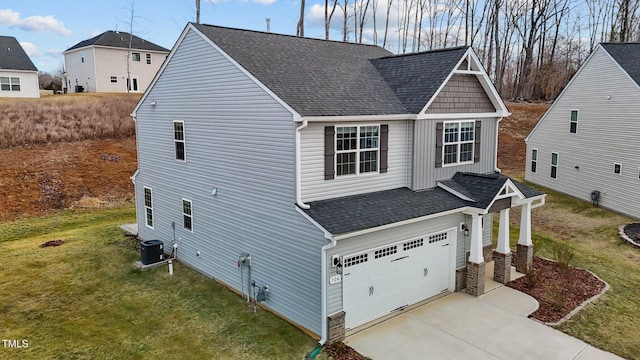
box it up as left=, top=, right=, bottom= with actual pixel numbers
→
left=0, top=137, right=137, bottom=222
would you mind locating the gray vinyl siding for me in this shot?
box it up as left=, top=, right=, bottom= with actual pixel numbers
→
left=326, top=212, right=465, bottom=315
left=525, top=46, right=640, bottom=219
left=301, top=120, right=413, bottom=202
left=134, top=28, right=326, bottom=335
left=425, top=74, right=496, bottom=114
left=413, top=118, right=498, bottom=190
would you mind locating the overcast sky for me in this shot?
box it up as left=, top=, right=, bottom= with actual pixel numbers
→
left=1, top=0, right=329, bottom=73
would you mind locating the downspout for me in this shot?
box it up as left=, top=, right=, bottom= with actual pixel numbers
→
left=296, top=120, right=310, bottom=209
left=494, top=117, right=502, bottom=173
left=319, top=235, right=336, bottom=345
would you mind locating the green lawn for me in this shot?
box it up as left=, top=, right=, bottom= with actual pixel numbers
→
left=497, top=182, right=640, bottom=360
left=0, top=205, right=322, bottom=360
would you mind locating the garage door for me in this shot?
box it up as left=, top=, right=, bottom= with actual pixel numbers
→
left=342, top=230, right=454, bottom=330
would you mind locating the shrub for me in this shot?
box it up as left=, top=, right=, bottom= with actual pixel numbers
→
left=553, top=242, right=575, bottom=275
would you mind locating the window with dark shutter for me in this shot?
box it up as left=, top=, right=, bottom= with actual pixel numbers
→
left=435, top=122, right=443, bottom=168
left=324, top=126, right=335, bottom=180
left=380, top=125, right=389, bottom=173
left=474, top=120, right=481, bottom=163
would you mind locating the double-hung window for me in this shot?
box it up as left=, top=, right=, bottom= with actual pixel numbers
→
left=614, top=163, right=622, bottom=175
left=182, top=199, right=193, bottom=231
left=336, top=125, right=379, bottom=176
left=174, top=121, right=186, bottom=161
left=146, top=53, right=151, bottom=64
left=1, top=77, right=20, bottom=91
left=144, top=187, right=153, bottom=228
left=443, top=120, right=475, bottom=165
left=131, top=52, right=141, bottom=62
left=551, top=152, right=559, bottom=179
left=570, top=110, right=578, bottom=133
left=531, top=149, right=538, bottom=173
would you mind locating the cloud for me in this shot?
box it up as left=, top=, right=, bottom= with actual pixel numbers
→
left=19, top=41, right=41, bottom=57
left=252, top=0, right=277, bottom=4
left=0, top=9, right=72, bottom=36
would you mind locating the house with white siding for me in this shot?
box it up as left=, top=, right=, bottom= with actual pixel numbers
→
left=0, top=36, right=39, bottom=98
left=131, top=23, right=545, bottom=344
left=526, top=43, right=640, bottom=219
left=63, top=31, right=169, bottom=93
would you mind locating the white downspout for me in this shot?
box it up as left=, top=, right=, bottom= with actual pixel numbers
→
left=494, top=117, right=502, bottom=173
left=319, top=235, right=336, bottom=345
left=296, top=120, right=310, bottom=209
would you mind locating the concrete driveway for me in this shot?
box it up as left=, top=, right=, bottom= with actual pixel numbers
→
left=345, top=280, right=622, bottom=359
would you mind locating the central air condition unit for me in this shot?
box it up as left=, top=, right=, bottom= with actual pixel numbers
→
left=141, top=240, right=164, bottom=265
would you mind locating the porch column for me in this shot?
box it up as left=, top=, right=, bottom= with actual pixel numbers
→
left=465, top=213, right=485, bottom=296
left=493, top=208, right=512, bottom=284
left=516, top=201, right=534, bottom=273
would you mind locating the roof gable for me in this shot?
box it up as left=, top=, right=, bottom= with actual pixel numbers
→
left=0, top=36, right=37, bottom=71
left=65, top=31, right=170, bottom=53
left=600, top=43, right=640, bottom=87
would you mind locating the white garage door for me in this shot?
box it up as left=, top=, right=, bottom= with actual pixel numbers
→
left=342, top=230, right=454, bottom=330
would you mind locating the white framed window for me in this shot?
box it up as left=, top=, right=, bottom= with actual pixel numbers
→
left=570, top=110, right=578, bottom=134
left=335, top=125, right=379, bottom=176
left=131, top=52, right=141, bottom=62
left=144, top=187, right=153, bottom=228
left=80, top=51, right=84, bottom=63
left=174, top=121, right=186, bottom=161
left=443, top=120, right=475, bottom=165
left=146, top=53, right=151, bottom=64
left=1, top=77, right=20, bottom=91
left=531, top=149, right=538, bottom=173
left=551, top=152, right=559, bottom=179
left=614, top=163, right=622, bottom=175
left=182, top=199, right=193, bottom=231
left=110, top=76, right=117, bottom=83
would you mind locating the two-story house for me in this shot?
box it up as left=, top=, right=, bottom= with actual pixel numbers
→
left=526, top=43, right=640, bottom=219
left=131, top=23, right=545, bottom=344
left=63, top=30, right=169, bottom=93
left=0, top=36, right=39, bottom=98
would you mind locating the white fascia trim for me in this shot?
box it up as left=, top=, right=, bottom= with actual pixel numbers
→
left=525, top=45, right=603, bottom=143
left=0, top=69, right=38, bottom=75
left=495, top=117, right=502, bottom=172
left=190, top=24, right=301, bottom=121
left=299, top=114, right=417, bottom=123
left=437, top=182, right=475, bottom=202
left=295, top=206, right=334, bottom=239
left=495, top=180, right=525, bottom=200
left=333, top=206, right=468, bottom=241
left=131, top=24, right=189, bottom=117
left=418, top=111, right=510, bottom=120
left=512, top=194, right=546, bottom=208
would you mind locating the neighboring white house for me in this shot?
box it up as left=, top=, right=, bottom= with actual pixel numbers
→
left=63, top=30, right=169, bottom=93
left=0, top=36, right=39, bottom=98
left=525, top=43, right=640, bottom=219
left=131, top=23, right=545, bottom=345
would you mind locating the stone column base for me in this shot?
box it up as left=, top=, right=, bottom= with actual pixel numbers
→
left=516, top=244, right=534, bottom=273
left=483, top=245, right=493, bottom=263
left=455, top=268, right=467, bottom=291
left=465, top=261, right=485, bottom=296
left=327, top=311, right=345, bottom=344
left=492, top=251, right=511, bottom=284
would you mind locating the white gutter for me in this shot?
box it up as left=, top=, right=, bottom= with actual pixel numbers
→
left=319, top=235, right=337, bottom=345
left=295, top=120, right=310, bottom=209
left=495, top=117, right=503, bottom=173
left=300, top=114, right=416, bottom=123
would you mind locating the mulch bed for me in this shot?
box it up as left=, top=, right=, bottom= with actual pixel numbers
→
left=39, top=240, right=65, bottom=248
left=323, top=342, right=367, bottom=360
left=623, top=223, right=640, bottom=246
left=506, top=256, right=605, bottom=323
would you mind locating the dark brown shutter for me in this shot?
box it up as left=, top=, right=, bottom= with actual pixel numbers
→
left=324, top=126, right=335, bottom=180
left=380, top=124, right=389, bottom=173
left=474, top=120, right=481, bottom=163
left=435, top=122, right=443, bottom=168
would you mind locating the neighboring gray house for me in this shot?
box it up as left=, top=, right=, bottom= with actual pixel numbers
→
left=64, top=31, right=169, bottom=93
left=131, top=23, right=545, bottom=344
left=0, top=36, right=39, bottom=98
left=526, top=43, right=640, bottom=218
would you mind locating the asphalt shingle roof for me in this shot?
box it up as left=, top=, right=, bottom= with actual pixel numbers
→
left=65, top=31, right=170, bottom=53
left=601, top=43, right=640, bottom=87
left=0, top=36, right=37, bottom=71
left=192, top=23, right=467, bottom=117
left=305, top=172, right=543, bottom=235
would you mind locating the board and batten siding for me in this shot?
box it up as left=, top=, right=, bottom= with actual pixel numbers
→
left=134, top=28, right=326, bottom=336
left=525, top=46, right=640, bottom=219
left=413, top=118, right=498, bottom=190
left=300, top=120, right=413, bottom=202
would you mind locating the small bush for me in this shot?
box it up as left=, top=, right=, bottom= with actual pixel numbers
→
left=553, top=242, right=575, bottom=275
left=524, top=265, right=540, bottom=289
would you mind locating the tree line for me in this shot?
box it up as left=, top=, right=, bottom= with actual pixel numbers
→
left=299, top=0, right=640, bottom=101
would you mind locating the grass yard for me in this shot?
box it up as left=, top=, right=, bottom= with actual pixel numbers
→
left=499, top=180, right=640, bottom=360
left=0, top=205, right=323, bottom=360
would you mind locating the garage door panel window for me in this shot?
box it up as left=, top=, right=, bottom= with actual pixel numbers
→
left=403, top=238, right=424, bottom=251
left=428, top=232, right=447, bottom=244
left=344, top=253, right=368, bottom=268
left=374, top=245, right=398, bottom=259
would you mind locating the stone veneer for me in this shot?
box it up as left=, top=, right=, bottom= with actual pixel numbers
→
left=492, top=251, right=511, bottom=284
left=327, top=311, right=345, bottom=344
left=465, top=261, right=485, bottom=296
left=455, top=268, right=467, bottom=291
left=516, top=244, right=534, bottom=273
